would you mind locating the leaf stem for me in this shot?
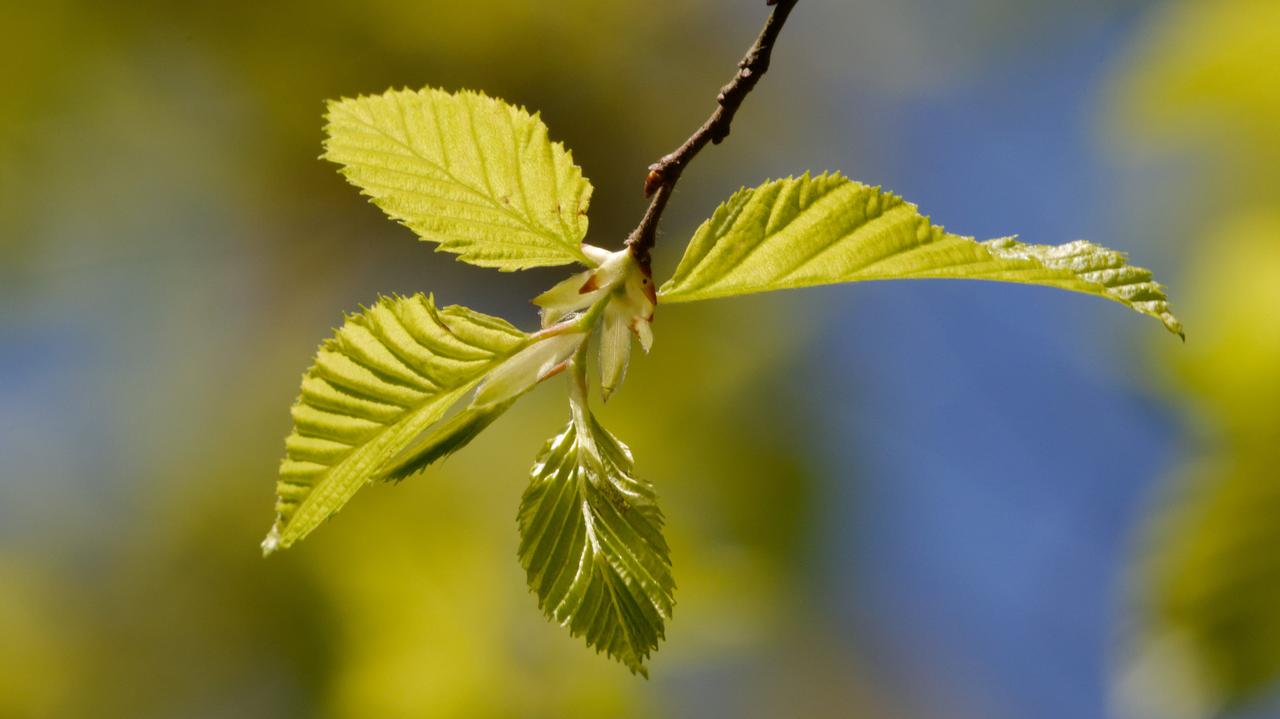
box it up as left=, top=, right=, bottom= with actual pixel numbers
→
left=624, top=0, right=799, bottom=271
left=567, top=342, right=593, bottom=443
left=530, top=292, right=612, bottom=342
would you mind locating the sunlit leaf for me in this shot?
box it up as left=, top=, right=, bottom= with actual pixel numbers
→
left=265, top=293, right=528, bottom=553
left=374, top=330, right=589, bottom=482
left=374, top=399, right=517, bottom=484
left=660, top=173, right=1183, bottom=337
left=517, top=413, right=674, bottom=676
left=472, top=332, right=586, bottom=408
left=324, top=87, right=594, bottom=270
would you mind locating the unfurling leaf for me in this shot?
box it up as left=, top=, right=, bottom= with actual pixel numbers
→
left=532, top=245, right=629, bottom=329
left=324, top=87, right=594, bottom=270
left=660, top=173, right=1183, bottom=337
left=264, top=294, right=528, bottom=554
left=598, top=307, right=632, bottom=402
left=375, top=399, right=516, bottom=483
left=518, top=413, right=674, bottom=676
left=532, top=267, right=605, bottom=328
left=472, top=332, right=585, bottom=407
left=533, top=246, right=655, bottom=400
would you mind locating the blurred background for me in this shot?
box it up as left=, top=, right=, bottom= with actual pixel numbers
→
left=2, top=0, right=1278, bottom=717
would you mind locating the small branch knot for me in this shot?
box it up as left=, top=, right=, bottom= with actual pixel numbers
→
left=643, top=165, right=664, bottom=197
left=624, top=0, right=797, bottom=263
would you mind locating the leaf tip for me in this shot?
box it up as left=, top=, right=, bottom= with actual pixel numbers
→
left=260, top=524, right=283, bottom=557
left=1160, top=311, right=1185, bottom=341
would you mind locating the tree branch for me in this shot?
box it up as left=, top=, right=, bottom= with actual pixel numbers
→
left=624, top=0, right=799, bottom=270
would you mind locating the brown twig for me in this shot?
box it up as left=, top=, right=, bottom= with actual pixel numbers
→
left=624, top=0, right=799, bottom=270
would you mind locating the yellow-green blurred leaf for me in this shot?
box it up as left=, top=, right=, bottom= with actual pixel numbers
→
left=1111, top=0, right=1280, bottom=156
left=1134, top=455, right=1280, bottom=710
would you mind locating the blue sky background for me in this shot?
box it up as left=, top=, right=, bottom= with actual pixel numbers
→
left=799, top=5, right=1185, bottom=718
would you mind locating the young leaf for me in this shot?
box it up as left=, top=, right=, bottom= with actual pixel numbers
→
left=324, top=87, right=594, bottom=270
left=598, top=306, right=632, bottom=402
left=660, top=173, right=1183, bottom=337
left=517, top=414, right=674, bottom=676
left=374, top=399, right=517, bottom=483
left=375, top=331, right=590, bottom=481
left=472, top=332, right=586, bottom=407
left=264, top=294, right=528, bottom=554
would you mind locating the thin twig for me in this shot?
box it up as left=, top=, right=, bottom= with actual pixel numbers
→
left=624, top=0, right=799, bottom=270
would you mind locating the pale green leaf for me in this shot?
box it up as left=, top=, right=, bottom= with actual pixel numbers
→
left=532, top=268, right=600, bottom=327
left=324, top=87, right=594, bottom=270
left=659, top=173, right=1183, bottom=337
left=377, top=332, right=588, bottom=482
left=598, top=306, right=632, bottom=402
left=264, top=293, right=528, bottom=554
left=471, top=332, right=586, bottom=407
left=517, top=414, right=674, bottom=676
left=375, top=399, right=516, bottom=484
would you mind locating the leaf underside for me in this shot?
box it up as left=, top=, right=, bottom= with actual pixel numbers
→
left=266, top=293, right=527, bottom=553
left=324, top=87, right=594, bottom=270
left=376, top=399, right=518, bottom=483
left=659, top=173, right=1183, bottom=337
left=517, top=415, right=674, bottom=676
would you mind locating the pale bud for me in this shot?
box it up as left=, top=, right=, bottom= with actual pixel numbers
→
left=473, top=332, right=586, bottom=407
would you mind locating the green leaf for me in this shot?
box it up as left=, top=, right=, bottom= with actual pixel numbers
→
left=598, top=304, right=632, bottom=402
left=517, top=413, right=674, bottom=676
left=659, top=173, right=1183, bottom=337
left=471, top=331, right=586, bottom=407
left=264, top=293, right=528, bottom=554
left=375, top=399, right=517, bottom=483
left=324, top=87, right=594, bottom=270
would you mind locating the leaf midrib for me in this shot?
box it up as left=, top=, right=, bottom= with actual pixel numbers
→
left=332, top=109, right=588, bottom=264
